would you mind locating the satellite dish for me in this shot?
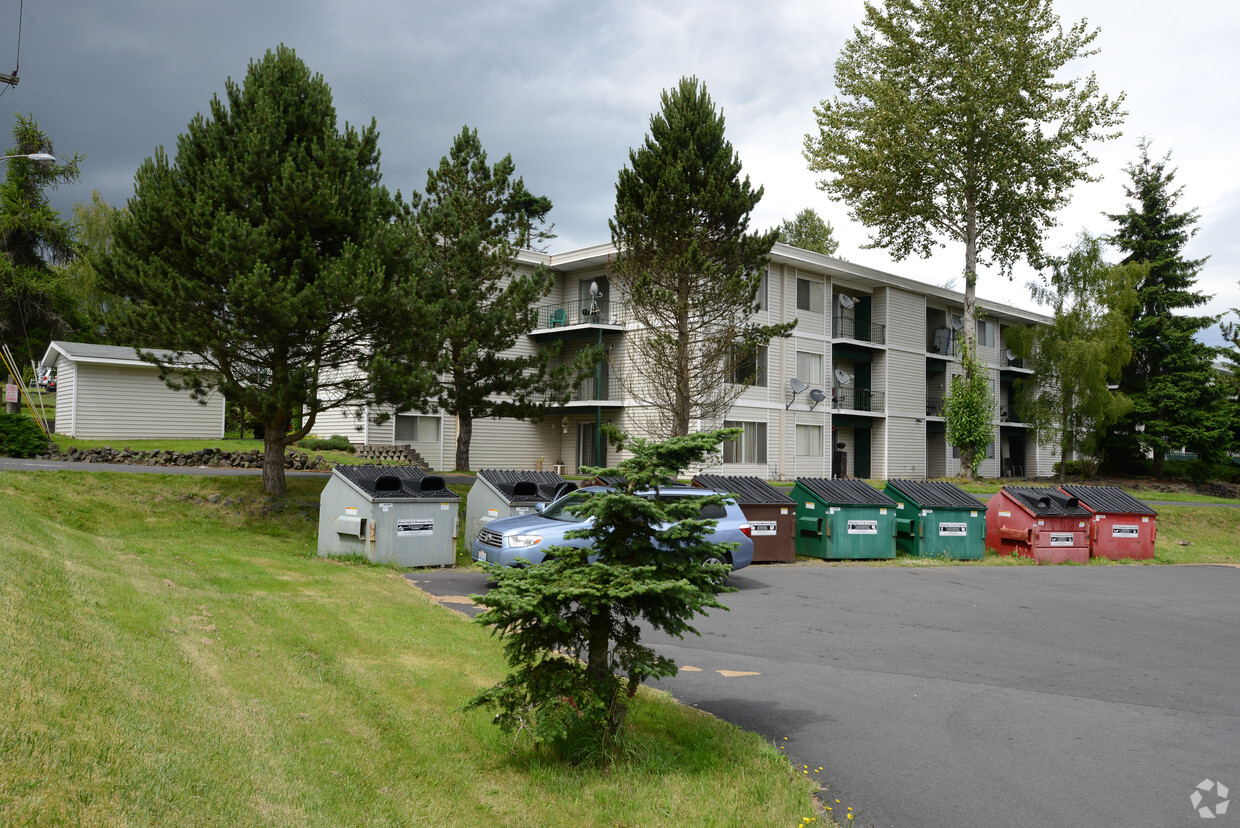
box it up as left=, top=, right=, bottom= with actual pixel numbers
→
left=838, top=294, right=856, bottom=310
left=834, top=368, right=852, bottom=385
left=950, top=317, right=964, bottom=331
left=590, top=280, right=600, bottom=299
left=1006, top=348, right=1017, bottom=361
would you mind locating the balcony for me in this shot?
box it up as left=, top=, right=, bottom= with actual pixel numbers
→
left=529, top=300, right=624, bottom=340
left=1000, top=349, right=1032, bottom=372
left=926, top=395, right=944, bottom=417
left=832, top=316, right=886, bottom=345
left=832, top=387, right=884, bottom=413
left=927, top=328, right=959, bottom=356
left=534, top=367, right=623, bottom=408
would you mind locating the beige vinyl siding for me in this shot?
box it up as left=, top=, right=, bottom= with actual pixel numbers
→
left=466, top=416, right=559, bottom=471
left=885, top=416, right=926, bottom=479
left=885, top=287, right=926, bottom=352
left=54, top=356, right=76, bottom=435
left=311, top=405, right=367, bottom=443
left=927, top=431, right=948, bottom=478
left=1033, top=429, right=1059, bottom=478
left=69, top=364, right=223, bottom=439
left=869, top=418, right=887, bottom=479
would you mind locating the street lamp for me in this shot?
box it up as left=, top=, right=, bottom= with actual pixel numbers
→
left=1, top=152, right=56, bottom=166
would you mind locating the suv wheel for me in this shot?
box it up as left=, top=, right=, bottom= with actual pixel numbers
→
left=703, top=552, right=732, bottom=569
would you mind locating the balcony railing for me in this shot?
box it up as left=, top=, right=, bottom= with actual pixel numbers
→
left=832, top=387, right=884, bottom=413
left=531, top=368, right=622, bottom=405
left=927, top=328, right=958, bottom=356
left=533, top=300, right=623, bottom=330
left=926, top=396, right=944, bottom=417
left=832, top=316, right=886, bottom=345
left=1000, top=350, right=1027, bottom=369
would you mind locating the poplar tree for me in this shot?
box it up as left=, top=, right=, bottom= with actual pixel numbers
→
left=1101, top=141, right=1229, bottom=475
left=610, top=77, right=794, bottom=437
left=99, top=46, right=399, bottom=496
left=804, top=0, right=1125, bottom=474
left=778, top=207, right=839, bottom=256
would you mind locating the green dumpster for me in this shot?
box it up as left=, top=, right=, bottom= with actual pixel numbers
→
left=883, top=479, right=987, bottom=559
left=791, top=478, right=897, bottom=560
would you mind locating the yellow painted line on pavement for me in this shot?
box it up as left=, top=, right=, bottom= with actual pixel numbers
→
left=716, top=670, right=761, bottom=677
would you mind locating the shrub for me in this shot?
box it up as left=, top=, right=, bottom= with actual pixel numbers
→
left=0, top=414, right=48, bottom=458
left=297, top=434, right=354, bottom=453
left=1051, top=459, right=1098, bottom=478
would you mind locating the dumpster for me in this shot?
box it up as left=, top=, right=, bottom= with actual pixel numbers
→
left=1060, top=484, right=1157, bottom=561
left=465, top=469, right=576, bottom=546
left=791, top=478, right=897, bottom=560
left=692, top=474, right=796, bottom=562
left=884, top=479, right=987, bottom=559
left=318, top=465, right=460, bottom=567
left=985, top=486, right=1091, bottom=564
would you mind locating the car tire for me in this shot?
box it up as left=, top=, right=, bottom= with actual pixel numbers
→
left=703, top=552, right=732, bottom=570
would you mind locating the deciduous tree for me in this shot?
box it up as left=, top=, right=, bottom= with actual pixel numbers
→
left=804, top=0, right=1125, bottom=473
left=611, top=77, right=794, bottom=437
left=98, top=46, right=400, bottom=495
left=1008, top=234, right=1141, bottom=480
left=778, top=207, right=839, bottom=256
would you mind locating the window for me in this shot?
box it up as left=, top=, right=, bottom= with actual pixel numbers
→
left=797, top=278, right=824, bottom=313
left=978, top=320, right=994, bottom=347
left=730, top=344, right=767, bottom=387
left=723, top=420, right=767, bottom=464
left=395, top=415, right=439, bottom=442
left=755, top=267, right=769, bottom=312
left=796, top=351, right=823, bottom=385
left=796, top=424, right=823, bottom=456
left=952, top=441, right=995, bottom=459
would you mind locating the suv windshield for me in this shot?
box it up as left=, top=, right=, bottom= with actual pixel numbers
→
left=540, top=490, right=596, bottom=522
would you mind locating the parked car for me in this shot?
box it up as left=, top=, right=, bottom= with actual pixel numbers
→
left=471, top=485, right=754, bottom=572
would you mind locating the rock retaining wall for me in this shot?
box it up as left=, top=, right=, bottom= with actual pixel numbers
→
left=36, top=445, right=334, bottom=471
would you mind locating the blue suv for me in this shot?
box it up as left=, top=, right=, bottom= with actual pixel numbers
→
left=471, top=486, right=754, bottom=573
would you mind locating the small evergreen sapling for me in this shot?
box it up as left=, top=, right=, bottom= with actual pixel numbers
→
left=467, top=427, right=740, bottom=755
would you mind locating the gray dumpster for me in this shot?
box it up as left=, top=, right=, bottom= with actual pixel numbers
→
left=464, top=469, right=576, bottom=546
left=318, top=465, right=460, bottom=567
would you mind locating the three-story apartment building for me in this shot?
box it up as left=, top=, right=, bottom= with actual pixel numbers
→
left=316, top=241, right=1055, bottom=479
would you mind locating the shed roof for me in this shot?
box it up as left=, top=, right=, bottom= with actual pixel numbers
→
left=333, top=465, right=457, bottom=500
left=886, top=479, right=985, bottom=509
left=40, top=340, right=207, bottom=369
left=795, top=478, right=897, bottom=507
left=477, top=469, right=570, bottom=502
left=1060, top=485, right=1157, bottom=516
left=692, top=474, right=795, bottom=504
left=1003, top=486, right=1091, bottom=517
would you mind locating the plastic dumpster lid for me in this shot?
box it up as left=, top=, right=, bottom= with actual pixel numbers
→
left=1004, top=486, right=1091, bottom=517
left=886, top=479, right=985, bottom=509
left=334, top=465, right=457, bottom=499
left=478, top=469, right=569, bottom=502
left=692, top=474, right=795, bottom=504
left=1060, top=484, right=1157, bottom=516
left=796, top=478, right=897, bottom=507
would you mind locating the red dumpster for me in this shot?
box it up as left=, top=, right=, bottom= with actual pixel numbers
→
left=986, top=486, right=1091, bottom=564
left=692, top=474, right=796, bottom=562
left=1060, top=484, right=1157, bottom=561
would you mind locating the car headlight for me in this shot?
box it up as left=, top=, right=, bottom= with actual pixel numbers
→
left=508, top=534, right=543, bottom=548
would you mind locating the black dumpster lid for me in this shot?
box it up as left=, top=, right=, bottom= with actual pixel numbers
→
left=334, top=465, right=457, bottom=499
left=478, top=469, right=570, bottom=502
left=795, top=478, right=897, bottom=507
left=1003, top=486, right=1090, bottom=517
left=886, top=479, right=985, bottom=509
left=692, top=475, right=795, bottom=504
left=1060, top=484, right=1157, bottom=516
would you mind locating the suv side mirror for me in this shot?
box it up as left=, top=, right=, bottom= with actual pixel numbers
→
left=534, top=502, right=546, bottom=513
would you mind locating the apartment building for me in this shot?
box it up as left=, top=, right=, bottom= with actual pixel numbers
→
left=316, top=241, right=1056, bottom=479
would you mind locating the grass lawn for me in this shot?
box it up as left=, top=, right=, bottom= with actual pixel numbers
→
left=0, top=471, right=822, bottom=827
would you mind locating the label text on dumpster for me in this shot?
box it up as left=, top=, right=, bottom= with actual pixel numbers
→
left=1112, top=525, right=1140, bottom=538
left=847, top=520, right=878, bottom=535
left=939, top=522, right=967, bottom=537
left=397, top=519, right=434, bottom=537
left=1048, top=532, right=1075, bottom=546
left=750, top=521, right=777, bottom=536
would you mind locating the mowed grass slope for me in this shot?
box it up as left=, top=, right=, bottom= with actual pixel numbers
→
left=0, top=472, right=818, bottom=828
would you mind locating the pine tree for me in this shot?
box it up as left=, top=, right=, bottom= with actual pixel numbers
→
left=1, top=114, right=83, bottom=377
left=98, top=46, right=399, bottom=496
left=610, top=77, right=794, bottom=437
left=1102, top=140, right=1228, bottom=474
left=390, top=126, right=597, bottom=472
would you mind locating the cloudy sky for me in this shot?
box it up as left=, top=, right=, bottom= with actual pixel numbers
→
left=4, top=0, right=1237, bottom=345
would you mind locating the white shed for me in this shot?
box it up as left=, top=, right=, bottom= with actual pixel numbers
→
left=39, top=341, right=224, bottom=440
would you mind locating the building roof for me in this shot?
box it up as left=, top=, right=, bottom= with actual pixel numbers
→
left=40, top=341, right=208, bottom=370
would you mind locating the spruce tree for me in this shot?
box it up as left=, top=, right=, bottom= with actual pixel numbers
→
left=1102, top=140, right=1228, bottom=474
left=98, top=46, right=399, bottom=496
left=610, top=77, right=794, bottom=437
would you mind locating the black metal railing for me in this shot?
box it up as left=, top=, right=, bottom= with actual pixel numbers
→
left=1000, top=349, right=1026, bottom=369
left=533, top=300, right=623, bottom=329
left=832, top=316, right=886, bottom=345
left=927, top=328, right=959, bottom=356
left=832, top=387, right=884, bottom=412
left=926, top=396, right=944, bottom=417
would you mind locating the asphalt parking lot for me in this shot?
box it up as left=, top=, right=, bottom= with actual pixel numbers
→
left=410, top=564, right=1240, bottom=828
